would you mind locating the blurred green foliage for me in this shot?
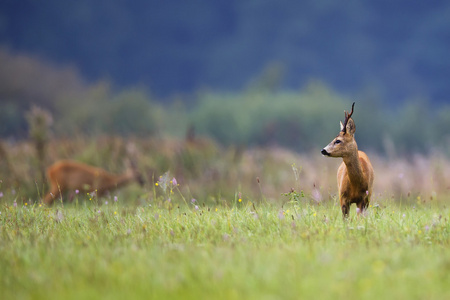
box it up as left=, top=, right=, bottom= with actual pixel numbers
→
left=1, top=50, right=450, bottom=155
left=192, top=82, right=349, bottom=151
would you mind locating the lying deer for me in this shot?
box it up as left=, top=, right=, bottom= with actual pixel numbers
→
left=321, top=103, right=374, bottom=216
left=43, top=160, right=144, bottom=205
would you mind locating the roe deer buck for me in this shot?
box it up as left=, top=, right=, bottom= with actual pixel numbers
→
left=321, top=102, right=374, bottom=217
left=43, top=160, right=144, bottom=205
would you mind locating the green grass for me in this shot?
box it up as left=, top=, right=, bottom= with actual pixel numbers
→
left=1, top=198, right=450, bottom=300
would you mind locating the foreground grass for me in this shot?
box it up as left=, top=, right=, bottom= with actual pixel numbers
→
left=1, top=199, right=450, bottom=300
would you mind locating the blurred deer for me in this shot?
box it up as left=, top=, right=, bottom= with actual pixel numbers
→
left=43, top=160, right=144, bottom=205
left=321, top=103, right=374, bottom=217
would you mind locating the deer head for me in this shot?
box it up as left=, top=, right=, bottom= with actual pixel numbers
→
left=128, top=158, right=145, bottom=187
left=321, top=102, right=357, bottom=157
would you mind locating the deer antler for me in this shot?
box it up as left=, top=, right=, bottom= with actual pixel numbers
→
left=341, top=102, right=355, bottom=134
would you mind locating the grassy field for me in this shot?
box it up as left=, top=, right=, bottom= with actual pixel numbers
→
left=1, top=195, right=449, bottom=300
left=0, top=137, right=450, bottom=299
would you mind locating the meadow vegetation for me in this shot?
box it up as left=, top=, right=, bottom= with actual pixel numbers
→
left=1, top=194, right=450, bottom=299
left=1, top=135, right=449, bottom=206
left=0, top=135, right=450, bottom=299
left=1, top=50, right=450, bottom=299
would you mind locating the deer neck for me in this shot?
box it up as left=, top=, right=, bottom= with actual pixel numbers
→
left=113, top=171, right=134, bottom=188
left=342, top=143, right=365, bottom=188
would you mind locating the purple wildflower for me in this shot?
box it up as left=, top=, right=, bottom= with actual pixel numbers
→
left=191, top=198, right=196, bottom=203
left=195, top=205, right=199, bottom=211
left=75, top=189, right=79, bottom=194
left=114, top=196, right=118, bottom=202
left=172, top=177, right=177, bottom=186
left=0, top=192, right=3, bottom=198
left=105, top=201, right=108, bottom=205
left=13, top=200, right=17, bottom=207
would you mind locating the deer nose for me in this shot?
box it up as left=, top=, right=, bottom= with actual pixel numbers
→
left=321, top=149, right=330, bottom=156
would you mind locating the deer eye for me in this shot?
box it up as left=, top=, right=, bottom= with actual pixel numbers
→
left=334, top=140, right=342, bottom=144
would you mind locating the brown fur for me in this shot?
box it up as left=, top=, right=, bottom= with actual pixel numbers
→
left=322, top=105, right=374, bottom=217
left=43, top=160, right=142, bottom=205
left=336, top=150, right=374, bottom=216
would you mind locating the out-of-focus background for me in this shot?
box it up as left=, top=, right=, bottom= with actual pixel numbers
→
left=0, top=1, right=449, bottom=203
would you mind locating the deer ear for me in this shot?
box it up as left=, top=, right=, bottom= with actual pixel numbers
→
left=340, top=121, right=344, bottom=131
left=346, top=118, right=356, bottom=135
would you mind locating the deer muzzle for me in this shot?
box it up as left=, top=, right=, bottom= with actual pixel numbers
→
left=321, top=149, right=330, bottom=156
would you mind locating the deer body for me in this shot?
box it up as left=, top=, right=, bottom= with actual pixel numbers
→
left=321, top=103, right=374, bottom=216
left=44, top=160, right=143, bottom=205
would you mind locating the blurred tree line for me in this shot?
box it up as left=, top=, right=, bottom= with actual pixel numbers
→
left=1, top=0, right=450, bottom=103
left=1, top=49, right=449, bottom=156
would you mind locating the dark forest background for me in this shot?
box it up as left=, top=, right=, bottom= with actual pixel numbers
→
left=0, top=1, right=450, bottom=154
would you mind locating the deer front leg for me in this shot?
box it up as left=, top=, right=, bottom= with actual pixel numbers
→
left=339, top=193, right=350, bottom=217
left=44, top=186, right=62, bottom=205
left=341, top=203, right=350, bottom=217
